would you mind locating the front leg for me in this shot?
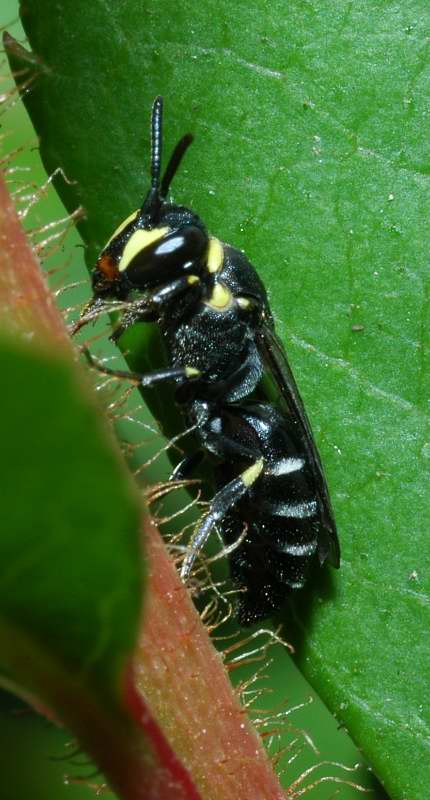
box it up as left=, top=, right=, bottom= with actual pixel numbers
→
left=111, top=274, right=202, bottom=342
left=110, top=299, right=157, bottom=341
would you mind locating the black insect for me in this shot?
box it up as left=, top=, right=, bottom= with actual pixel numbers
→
left=80, top=96, right=340, bottom=625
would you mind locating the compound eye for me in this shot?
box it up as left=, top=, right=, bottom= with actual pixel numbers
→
left=124, top=225, right=208, bottom=288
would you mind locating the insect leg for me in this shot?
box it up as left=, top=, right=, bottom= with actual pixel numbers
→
left=181, top=458, right=264, bottom=579
left=110, top=301, right=157, bottom=341
left=169, top=451, right=205, bottom=481
left=111, top=275, right=202, bottom=341
left=83, top=348, right=201, bottom=388
left=151, top=274, right=201, bottom=306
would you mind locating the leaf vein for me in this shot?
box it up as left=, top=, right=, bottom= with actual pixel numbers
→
left=289, top=334, right=419, bottom=414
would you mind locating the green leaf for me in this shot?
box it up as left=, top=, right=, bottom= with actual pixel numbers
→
left=0, top=331, right=205, bottom=800
left=6, top=2, right=430, bottom=798
left=0, top=336, right=142, bottom=697
left=0, top=334, right=142, bottom=781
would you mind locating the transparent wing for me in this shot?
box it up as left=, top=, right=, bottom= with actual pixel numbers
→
left=257, top=321, right=340, bottom=568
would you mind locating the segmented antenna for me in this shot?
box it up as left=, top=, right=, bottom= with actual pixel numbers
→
left=161, top=133, right=194, bottom=199
left=142, top=96, right=194, bottom=216
left=141, top=96, right=163, bottom=216
left=151, top=95, right=163, bottom=192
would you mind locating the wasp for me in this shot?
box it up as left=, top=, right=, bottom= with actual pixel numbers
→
left=79, top=97, right=340, bottom=625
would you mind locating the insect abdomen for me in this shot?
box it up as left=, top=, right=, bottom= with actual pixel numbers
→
left=217, top=403, right=322, bottom=624
left=223, top=507, right=319, bottom=625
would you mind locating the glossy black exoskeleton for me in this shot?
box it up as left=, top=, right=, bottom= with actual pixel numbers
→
left=81, top=96, right=340, bottom=625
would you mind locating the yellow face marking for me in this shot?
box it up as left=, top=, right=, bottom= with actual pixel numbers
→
left=105, top=209, right=139, bottom=247
left=187, top=275, right=200, bottom=285
left=118, top=226, right=169, bottom=272
left=206, top=237, right=224, bottom=273
left=236, top=297, right=251, bottom=310
left=185, top=366, right=201, bottom=378
left=205, top=282, right=233, bottom=311
left=241, top=458, right=264, bottom=487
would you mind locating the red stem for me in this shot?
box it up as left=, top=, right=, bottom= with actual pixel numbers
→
left=0, top=171, right=285, bottom=799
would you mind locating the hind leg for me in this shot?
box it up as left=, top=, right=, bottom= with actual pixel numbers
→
left=180, top=457, right=264, bottom=578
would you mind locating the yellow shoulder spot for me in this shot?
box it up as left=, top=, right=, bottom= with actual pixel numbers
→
left=236, top=297, right=252, bottom=310
left=118, top=226, right=169, bottom=272
left=206, top=237, right=224, bottom=273
left=105, top=209, right=139, bottom=248
left=241, top=458, right=264, bottom=487
left=205, top=282, right=233, bottom=311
